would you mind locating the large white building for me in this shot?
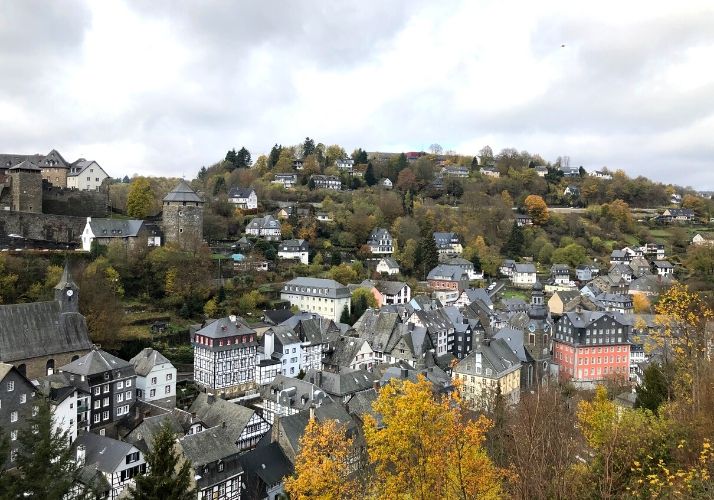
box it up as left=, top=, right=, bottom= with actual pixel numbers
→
left=228, top=187, right=258, bottom=210
left=281, top=277, right=351, bottom=322
left=129, top=348, right=177, bottom=409
left=278, top=239, right=309, bottom=265
left=262, top=326, right=303, bottom=377
left=192, top=315, right=258, bottom=397
left=67, top=159, right=109, bottom=191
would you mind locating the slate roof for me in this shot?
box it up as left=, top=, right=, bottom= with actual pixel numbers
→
left=493, top=327, right=534, bottom=364
left=653, top=260, right=674, bottom=269
left=263, top=309, right=294, bottom=325
left=433, top=232, right=459, bottom=248
left=461, top=288, right=493, bottom=308
left=345, top=388, right=379, bottom=419
left=454, top=338, right=521, bottom=378
left=74, top=432, right=138, bottom=473
left=261, top=374, right=330, bottom=411
left=305, top=368, right=379, bottom=397
left=228, top=186, right=255, bottom=199
left=129, top=348, right=173, bottom=377
left=278, top=401, right=354, bottom=460
left=163, top=180, right=203, bottom=203
left=374, top=280, right=407, bottom=296
left=427, top=264, right=469, bottom=281
left=60, top=348, right=133, bottom=376
left=124, top=410, right=188, bottom=453
left=368, top=228, right=392, bottom=241
left=9, top=160, right=41, bottom=171
left=513, top=263, right=536, bottom=273
left=0, top=301, right=92, bottom=363
left=282, top=277, right=351, bottom=299
left=323, top=336, right=370, bottom=368
left=239, top=442, right=293, bottom=488
left=194, top=316, right=256, bottom=339
left=377, top=257, right=399, bottom=269
left=88, top=218, right=145, bottom=238
left=247, top=215, right=280, bottom=230
left=189, top=393, right=257, bottom=444
left=68, top=159, right=103, bottom=177
left=267, top=325, right=301, bottom=348
left=178, top=425, right=240, bottom=467
left=279, top=239, right=308, bottom=252
left=352, top=309, right=402, bottom=353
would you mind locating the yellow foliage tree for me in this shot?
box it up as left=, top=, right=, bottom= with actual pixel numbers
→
left=632, top=292, right=651, bottom=313
left=364, top=377, right=503, bottom=499
left=654, top=283, right=714, bottom=420
left=284, top=418, right=359, bottom=500
left=523, top=194, right=549, bottom=225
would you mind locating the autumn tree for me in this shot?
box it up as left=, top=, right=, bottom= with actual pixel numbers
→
left=654, top=284, right=714, bottom=419
left=551, top=243, right=587, bottom=268
left=396, top=168, right=418, bottom=192
left=523, top=194, right=549, bottom=225
left=284, top=418, right=360, bottom=500
left=632, top=292, right=651, bottom=313
left=500, top=385, right=582, bottom=499
left=364, top=377, right=503, bottom=499
left=126, top=177, right=155, bottom=218
left=577, top=386, right=674, bottom=498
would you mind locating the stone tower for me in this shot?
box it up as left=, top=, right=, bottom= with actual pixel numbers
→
left=162, top=180, right=204, bottom=250
left=9, top=160, right=42, bottom=213
left=524, top=281, right=553, bottom=385
left=54, top=262, right=79, bottom=313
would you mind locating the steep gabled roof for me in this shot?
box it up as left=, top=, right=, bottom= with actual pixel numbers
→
left=189, top=393, right=257, bottom=444
left=163, top=180, right=203, bottom=203
left=129, top=348, right=173, bottom=377
left=60, top=348, right=132, bottom=376
left=0, top=301, right=92, bottom=363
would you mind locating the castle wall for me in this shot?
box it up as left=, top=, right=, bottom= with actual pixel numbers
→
left=42, top=184, right=108, bottom=217
left=0, top=211, right=86, bottom=243
left=10, top=171, right=42, bottom=213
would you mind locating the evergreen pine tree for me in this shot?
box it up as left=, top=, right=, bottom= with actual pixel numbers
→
left=470, top=251, right=482, bottom=272
left=129, top=423, right=195, bottom=500
left=635, top=363, right=671, bottom=414
left=268, top=144, right=282, bottom=169
left=225, top=148, right=237, bottom=170
left=364, top=162, right=377, bottom=186
left=503, top=221, right=524, bottom=258
left=302, top=137, right=316, bottom=157
left=418, top=227, right=439, bottom=280
left=11, top=398, right=81, bottom=499
left=340, top=305, right=350, bottom=324
left=236, top=147, right=252, bottom=169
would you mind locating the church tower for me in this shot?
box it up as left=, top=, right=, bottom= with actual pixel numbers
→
left=524, top=281, right=552, bottom=384
left=54, top=262, right=79, bottom=313
left=162, top=180, right=204, bottom=250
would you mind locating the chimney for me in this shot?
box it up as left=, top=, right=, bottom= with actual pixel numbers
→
left=373, top=380, right=380, bottom=392
left=76, top=444, right=86, bottom=466
left=207, top=393, right=215, bottom=404
left=309, top=405, right=315, bottom=421
left=400, top=368, right=409, bottom=379
left=222, top=421, right=226, bottom=429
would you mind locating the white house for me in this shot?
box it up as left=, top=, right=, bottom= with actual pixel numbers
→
left=652, top=260, right=674, bottom=277
left=281, top=277, right=351, bottom=322
left=376, top=257, right=400, bottom=275
left=692, top=233, right=714, bottom=246
left=481, top=167, right=500, bottom=178
left=335, top=158, right=354, bottom=170
left=592, top=170, right=612, bottom=180
left=272, top=173, right=298, bottom=189
left=129, top=348, right=177, bottom=409
left=67, top=159, right=109, bottom=191
left=81, top=217, right=161, bottom=252
left=381, top=178, right=393, bottom=189
left=74, top=433, right=147, bottom=500
left=278, top=239, right=309, bottom=265
left=367, top=228, right=394, bottom=255
left=262, top=326, right=302, bottom=377
left=246, top=215, right=282, bottom=241
left=228, top=187, right=258, bottom=210
left=49, top=386, right=79, bottom=446
left=512, top=263, right=537, bottom=288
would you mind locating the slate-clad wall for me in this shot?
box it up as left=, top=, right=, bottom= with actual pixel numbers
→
left=0, top=211, right=85, bottom=243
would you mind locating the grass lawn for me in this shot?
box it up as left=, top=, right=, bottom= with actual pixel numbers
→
left=501, top=290, right=529, bottom=300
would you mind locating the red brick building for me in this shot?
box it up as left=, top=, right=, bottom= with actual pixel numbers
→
left=553, top=310, right=631, bottom=387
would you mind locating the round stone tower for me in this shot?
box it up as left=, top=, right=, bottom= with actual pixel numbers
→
left=162, top=180, right=204, bottom=250
left=9, top=160, right=42, bottom=213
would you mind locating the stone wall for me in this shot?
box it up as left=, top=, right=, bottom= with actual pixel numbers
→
left=0, top=211, right=86, bottom=243
left=11, top=171, right=42, bottom=213
left=162, top=202, right=204, bottom=250
left=42, top=184, right=108, bottom=217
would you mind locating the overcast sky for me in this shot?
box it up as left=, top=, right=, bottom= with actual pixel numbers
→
left=1, top=1, right=713, bottom=188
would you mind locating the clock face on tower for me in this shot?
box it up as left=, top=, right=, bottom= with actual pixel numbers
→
left=66, top=289, right=74, bottom=297
left=528, top=324, right=536, bottom=332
